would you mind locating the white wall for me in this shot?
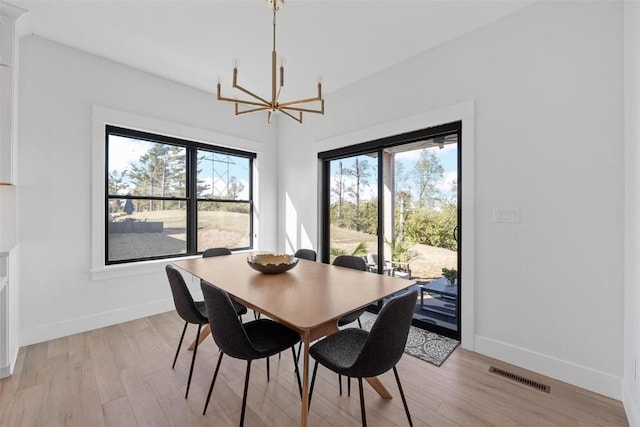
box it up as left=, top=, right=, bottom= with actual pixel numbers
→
left=17, top=36, right=279, bottom=345
left=278, top=1, right=625, bottom=399
left=624, top=2, right=640, bottom=425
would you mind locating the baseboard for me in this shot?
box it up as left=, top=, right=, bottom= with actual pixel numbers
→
left=20, top=298, right=175, bottom=346
left=622, top=380, right=640, bottom=427
left=475, top=334, right=622, bottom=400
left=0, top=364, right=10, bottom=379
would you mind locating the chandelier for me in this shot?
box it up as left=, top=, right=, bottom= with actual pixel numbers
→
left=216, top=0, right=325, bottom=124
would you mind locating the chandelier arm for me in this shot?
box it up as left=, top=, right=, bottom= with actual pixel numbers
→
left=279, top=105, right=323, bottom=114
left=277, top=108, right=303, bottom=123
left=277, top=96, right=322, bottom=108
left=236, top=106, right=272, bottom=115
left=233, top=84, right=273, bottom=106
left=218, top=94, right=270, bottom=108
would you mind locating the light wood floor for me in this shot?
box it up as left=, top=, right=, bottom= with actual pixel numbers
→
left=0, top=310, right=629, bottom=426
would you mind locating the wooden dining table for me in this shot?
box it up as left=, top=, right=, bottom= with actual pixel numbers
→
left=173, top=252, right=415, bottom=427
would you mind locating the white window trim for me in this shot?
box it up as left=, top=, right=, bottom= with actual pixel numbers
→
left=90, top=106, right=262, bottom=280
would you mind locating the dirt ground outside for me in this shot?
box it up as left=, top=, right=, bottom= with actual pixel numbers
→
left=108, top=212, right=457, bottom=278
left=108, top=210, right=249, bottom=261
left=330, top=225, right=456, bottom=280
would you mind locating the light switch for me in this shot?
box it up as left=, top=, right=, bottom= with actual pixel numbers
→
left=493, top=207, right=520, bottom=223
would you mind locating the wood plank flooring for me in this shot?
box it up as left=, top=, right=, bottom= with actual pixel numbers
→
left=0, top=311, right=629, bottom=426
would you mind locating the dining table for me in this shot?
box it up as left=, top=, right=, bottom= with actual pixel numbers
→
left=173, top=252, right=415, bottom=427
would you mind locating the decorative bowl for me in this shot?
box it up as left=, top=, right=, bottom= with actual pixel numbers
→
left=247, top=253, right=298, bottom=274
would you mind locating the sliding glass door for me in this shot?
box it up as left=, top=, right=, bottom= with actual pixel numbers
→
left=320, top=122, right=461, bottom=339
left=327, top=153, right=379, bottom=262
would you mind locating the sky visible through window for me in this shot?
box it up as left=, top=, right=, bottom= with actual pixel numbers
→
left=331, top=143, right=457, bottom=203
left=108, top=135, right=250, bottom=199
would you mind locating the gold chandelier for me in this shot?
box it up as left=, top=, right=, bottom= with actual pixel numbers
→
left=216, top=0, right=324, bottom=124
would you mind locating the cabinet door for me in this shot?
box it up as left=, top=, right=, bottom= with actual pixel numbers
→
left=0, top=15, right=12, bottom=68
left=0, top=64, right=12, bottom=184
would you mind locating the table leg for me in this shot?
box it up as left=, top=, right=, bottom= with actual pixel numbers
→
left=300, top=331, right=310, bottom=427
left=187, top=324, right=210, bottom=351
left=365, top=377, right=393, bottom=399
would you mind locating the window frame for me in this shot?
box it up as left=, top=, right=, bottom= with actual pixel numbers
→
left=105, top=125, right=256, bottom=265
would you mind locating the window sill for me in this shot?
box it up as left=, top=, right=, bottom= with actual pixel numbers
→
left=90, top=249, right=255, bottom=281
left=90, top=255, right=200, bottom=281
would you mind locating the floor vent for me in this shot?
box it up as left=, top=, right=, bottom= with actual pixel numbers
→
left=489, top=366, right=551, bottom=393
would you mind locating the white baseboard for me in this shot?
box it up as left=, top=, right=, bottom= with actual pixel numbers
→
left=622, top=380, right=640, bottom=427
left=1, top=339, right=22, bottom=379
left=475, top=334, right=622, bottom=400
left=20, top=299, right=175, bottom=347
left=0, top=364, right=10, bottom=378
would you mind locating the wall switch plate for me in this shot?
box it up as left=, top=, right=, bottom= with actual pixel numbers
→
left=493, top=207, right=520, bottom=223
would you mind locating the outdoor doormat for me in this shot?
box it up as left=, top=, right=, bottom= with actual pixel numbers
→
left=361, top=318, right=459, bottom=367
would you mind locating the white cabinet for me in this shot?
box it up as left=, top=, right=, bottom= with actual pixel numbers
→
left=0, top=3, right=24, bottom=379
left=0, top=3, right=21, bottom=185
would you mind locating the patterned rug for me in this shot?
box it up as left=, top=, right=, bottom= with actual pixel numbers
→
left=361, top=318, right=459, bottom=367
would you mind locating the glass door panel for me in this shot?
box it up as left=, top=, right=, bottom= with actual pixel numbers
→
left=328, top=153, right=379, bottom=263
left=387, top=136, right=459, bottom=336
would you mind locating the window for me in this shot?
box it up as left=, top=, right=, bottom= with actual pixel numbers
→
left=105, top=125, right=254, bottom=264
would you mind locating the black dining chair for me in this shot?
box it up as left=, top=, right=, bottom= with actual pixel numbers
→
left=331, top=255, right=369, bottom=395
left=165, top=265, right=209, bottom=399
left=332, top=255, right=367, bottom=329
left=200, top=282, right=303, bottom=426
left=308, top=290, right=418, bottom=427
left=294, top=248, right=317, bottom=262
left=202, top=247, right=248, bottom=320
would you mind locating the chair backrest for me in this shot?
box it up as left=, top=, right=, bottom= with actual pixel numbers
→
left=166, top=265, right=208, bottom=325
left=294, top=248, right=317, bottom=262
left=332, top=255, right=367, bottom=271
left=366, top=253, right=378, bottom=265
left=350, top=291, right=418, bottom=378
left=200, top=282, right=261, bottom=360
left=202, top=247, right=232, bottom=258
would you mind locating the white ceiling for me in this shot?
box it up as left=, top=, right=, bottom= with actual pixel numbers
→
left=8, top=0, right=534, bottom=102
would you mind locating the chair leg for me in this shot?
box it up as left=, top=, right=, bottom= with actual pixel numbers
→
left=266, top=357, right=270, bottom=382
left=348, top=376, right=351, bottom=396
left=308, top=360, right=319, bottom=409
left=185, top=323, right=201, bottom=399
left=296, top=342, right=302, bottom=364
left=358, top=378, right=367, bottom=427
left=338, top=374, right=342, bottom=395
left=203, top=351, right=224, bottom=415
left=393, top=366, right=413, bottom=427
left=239, top=361, right=252, bottom=427
left=357, top=318, right=363, bottom=329
left=172, top=321, right=188, bottom=369
left=291, top=346, right=302, bottom=398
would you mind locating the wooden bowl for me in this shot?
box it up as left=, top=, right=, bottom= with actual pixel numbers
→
left=247, top=253, right=298, bottom=274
